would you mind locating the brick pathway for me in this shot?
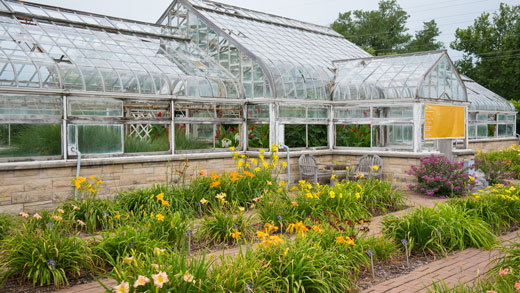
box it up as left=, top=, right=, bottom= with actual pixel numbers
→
left=362, top=232, right=519, bottom=293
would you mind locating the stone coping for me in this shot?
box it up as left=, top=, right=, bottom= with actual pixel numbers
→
left=0, top=149, right=447, bottom=172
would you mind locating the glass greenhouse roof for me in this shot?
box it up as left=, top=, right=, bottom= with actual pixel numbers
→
left=463, top=76, right=516, bottom=112
left=159, top=0, right=371, bottom=99
left=0, top=0, right=242, bottom=98
left=333, top=51, right=467, bottom=101
left=180, top=0, right=370, bottom=67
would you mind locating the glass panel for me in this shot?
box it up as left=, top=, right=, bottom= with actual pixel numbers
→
left=336, top=124, right=370, bottom=147
left=372, top=124, right=413, bottom=149
left=308, top=107, right=328, bottom=119
left=476, top=114, right=488, bottom=121
left=0, top=124, right=61, bottom=157
left=217, top=105, right=242, bottom=119
left=125, top=124, right=170, bottom=153
left=308, top=124, right=328, bottom=147
left=59, top=64, right=84, bottom=90
left=68, top=98, right=122, bottom=117
left=248, top=124, right=269, bottom=148
left=284, top=124, right=306, bottom=148
left=373, top=106, right=413, bottom=118
left=0, top=96, right=61, bottom=117
left=216, top=124, right=240, bottom=148
left=68, top=124, right=123, bottom=154
left=468, top=124, right=476, bottom=139
left=279, top=106, right=305, bottom=118
left=0, top=61, right=16, bottom=87
left=488, top=124, right=496, bottom=137
left=174, top=123, right=213, bottom=150
left=477, top=124, right=488, bottom=138
left=498, top=124, right=514, bottom=137
left=247, top=105, right=269, bottom=119
left=334, top=107, right=370, bottom=119
left=14, top=63, right=40, bottom=88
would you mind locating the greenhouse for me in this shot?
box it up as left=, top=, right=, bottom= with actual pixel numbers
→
left=0, top=0, right=516, bottom=164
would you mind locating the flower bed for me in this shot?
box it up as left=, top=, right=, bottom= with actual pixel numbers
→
left=3, top=147, right=517, bottom=292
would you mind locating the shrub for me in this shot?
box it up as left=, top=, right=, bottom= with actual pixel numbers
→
left=140, top=211, right=191, bottom=248
left=257, top=233, right=359, bottom=292
left=211, top=248, right=272, bottom=292
left=475, top=146, right=520, bottom=182
left=0, top=226, right=94, bottom=288
left=292, top=178, right=405, bottom=220
left=107, top=249, right=212, bottom=292
left=357, top=236, right=400, bottom=262
left=199, top=204, right=254, bottom=244
left=256, top=192, right=298, bottom=227
left=407, top=154, right=475, bottom=197
left=115, top=147, right=285, bottom=218
left=94, top=225, right=168, bottom=260
left=448, top=184, right=520, bottom=234
left=116, top=185, right=194, bottom=219
left=382, top=204, right=496, bottom=254
left=472, top=156, right=514, bottom=185
left=0, top=213, right=16, bottom=240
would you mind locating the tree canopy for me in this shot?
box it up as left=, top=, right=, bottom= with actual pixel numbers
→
left=451, top=3, right=520, bottom=101
left=331, top=0, right=443, bottom=55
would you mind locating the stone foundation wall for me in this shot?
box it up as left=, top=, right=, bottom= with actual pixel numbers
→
left=1, top=138, right=515, bottom=214
left=469, top=138, right=517, bottom=153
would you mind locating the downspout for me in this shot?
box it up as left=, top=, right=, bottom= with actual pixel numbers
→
left=71, top=147, right=82, bottom=200
left=516, top=134, right=520, bottom=145
left=279, top=144, right=290, bottom=184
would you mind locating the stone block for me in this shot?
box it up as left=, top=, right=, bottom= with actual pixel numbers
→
left=0, top=204, right=23, bottom=214
left=123, top=163, right=143, bottom=170
left=24, top=201, right=53, bottom=212
left=14, top=169, right=39, bottom=177
left=24, top=179, right=54, bottom=191
left=41, top=168, right=73, bottom=178
left=11, top=190, right=53, bottom=204
left=130, top=167, right=154, bottom=175
left=0, top=194, right=11, bottom=205
left=1, top=184, right=25, bottom=193
left=103, top=164, right=123, bottom=173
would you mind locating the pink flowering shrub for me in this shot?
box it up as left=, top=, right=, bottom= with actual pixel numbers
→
left=406, top=154, right=475, bottom=197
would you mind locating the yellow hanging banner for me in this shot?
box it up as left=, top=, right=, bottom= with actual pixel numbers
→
left=424, top=104, right=466, bottom=139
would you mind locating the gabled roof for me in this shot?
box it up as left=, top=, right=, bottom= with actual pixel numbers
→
left=158, top=0, right=370, bottom=67
left=0, top=0, right=242, bottom=98
left=333, top=51, right=467, bottom=102
left=463, top=76, right=515, bottom=112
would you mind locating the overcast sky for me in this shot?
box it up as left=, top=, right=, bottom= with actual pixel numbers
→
left=25, top=0, right=520, bottom=60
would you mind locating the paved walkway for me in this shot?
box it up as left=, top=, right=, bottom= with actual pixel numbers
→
left=362, top=231, right=519, bottom=293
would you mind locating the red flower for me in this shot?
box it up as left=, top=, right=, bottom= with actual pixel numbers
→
left=249, top=134, right=254, bottom=139
left=157, top=112, right=162, bottom=117
left=250, top=125, right=255, bottom=131
left=363, top=111, right=367, bottom=118
left=359, top=132, right=363, bottom=138
left=257, top=107, right=261, bottom=113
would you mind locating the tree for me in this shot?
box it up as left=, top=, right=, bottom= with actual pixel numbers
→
left=405, top=20, right=443, bottom=52
left=451, top=3, right=520, bottom=101
left=331, top=0, right=443, bottom=55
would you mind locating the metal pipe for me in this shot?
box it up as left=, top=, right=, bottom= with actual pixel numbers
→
left=279, top=144, right=290, bottom=184
left=516, top=134, right=520, bottom=145
left=71, top=146, right=82, bottom=200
